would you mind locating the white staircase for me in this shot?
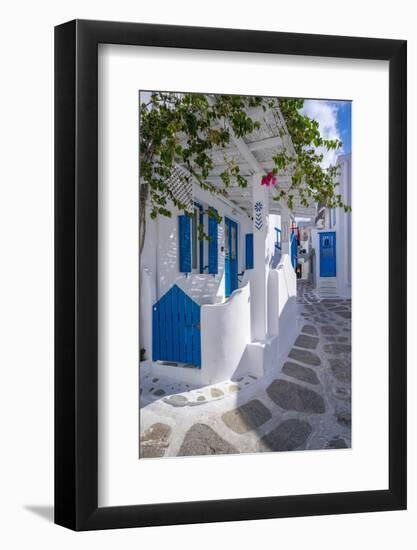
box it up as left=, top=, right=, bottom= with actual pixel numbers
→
left=317, top=277, right=338, bottom=298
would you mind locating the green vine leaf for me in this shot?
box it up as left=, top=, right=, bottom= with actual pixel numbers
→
left=139, top=93, right=350, bottom=225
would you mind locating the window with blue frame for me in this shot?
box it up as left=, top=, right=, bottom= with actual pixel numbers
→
left=179, top=203, right=218, bottom=275
left=275, top=227, right=282, bottom=250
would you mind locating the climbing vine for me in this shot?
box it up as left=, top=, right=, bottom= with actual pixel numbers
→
left=274, top=98, right=349, bottom=212
left=139, top=92, right=350, bottom=252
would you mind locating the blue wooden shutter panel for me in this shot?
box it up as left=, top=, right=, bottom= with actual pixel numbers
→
left=245, top=233, right=254, bottom=269
left=198, top=206, right=204, bottom=274
left=208, top=210, right=218, bottom=274
left=179, top=215, right=191, bottom=273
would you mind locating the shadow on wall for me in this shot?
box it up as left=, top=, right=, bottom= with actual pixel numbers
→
left=182, top=274, right=224, bottom=305
left=157, top=222, right=226, bottom=305
left=270, top=242, right=282, bottom=270
left=267, top=254, right=298, bottom=355
left=200, top=255, right=298, bottom=386
left=157, top=228, right=179, bottom=297
left=277, top=294, right=297, bottom=358
left=200, top=282, right=252, bottom=384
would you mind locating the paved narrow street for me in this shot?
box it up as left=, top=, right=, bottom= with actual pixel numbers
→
left=139, top=282, right=351, bottom=458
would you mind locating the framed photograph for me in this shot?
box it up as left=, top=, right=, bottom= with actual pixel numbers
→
left=55, top=20, right=406, bottom=530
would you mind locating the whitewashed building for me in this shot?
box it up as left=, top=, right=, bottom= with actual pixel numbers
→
left=140, top=104, right=316, bottom=385
left=311, top=153, right=352, bottom=299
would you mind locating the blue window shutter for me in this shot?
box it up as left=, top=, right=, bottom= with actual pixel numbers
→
left=179, top=215, right=191, bottom=273
left=197, top=205, right=204, bottom=274
left=208, top=211, right=218, bottom=274
left=245, top=233, right=254, bottom=269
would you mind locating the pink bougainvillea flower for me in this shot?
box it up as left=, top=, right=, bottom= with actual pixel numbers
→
left=261, top=171, right=277, bottom=186
left=261, top=173, right=271, bottom=186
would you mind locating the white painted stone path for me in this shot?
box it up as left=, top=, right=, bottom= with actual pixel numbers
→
left=139, top=282, right=351, bottom=458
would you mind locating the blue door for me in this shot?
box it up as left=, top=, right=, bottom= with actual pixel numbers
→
left=319, top=231, right=336, bottom=277
left=225, top=218, right=238, bottom=297
left=290, top=231, right=298, bottom=270
left=152, top=285, right=201, bottom=367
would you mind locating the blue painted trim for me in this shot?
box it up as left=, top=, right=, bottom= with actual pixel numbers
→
left=179, top=215, right=191, bottom=273
left=254, top=201, right=263, bottom=230
left=208, top=209, right=218, bottom=274
left=194, top=202, right=204, bottom=273
left=152, top=303, right=160, bottom=361
left=245, top=233, right=254, bottom=269
left=274, top=227, right=282, bottom=250
left=225, top=217, right=238, bottom=297
left=290, top=232, right=298, bottom=270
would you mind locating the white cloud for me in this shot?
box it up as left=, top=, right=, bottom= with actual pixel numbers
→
left=301, top=100, right=341, bottom=168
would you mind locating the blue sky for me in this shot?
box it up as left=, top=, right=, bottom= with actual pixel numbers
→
left=301, top=99, right=352, bottom=165
left=337, top=101, right=352, bottom=154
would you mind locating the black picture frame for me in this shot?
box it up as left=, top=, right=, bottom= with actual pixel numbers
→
left=55, top=19, right=407, bottom=531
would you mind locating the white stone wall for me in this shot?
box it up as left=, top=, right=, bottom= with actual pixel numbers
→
left=139, top=184, right=252, bottom=359
left=277, top=254, right=298, bottom=352
left=195, top=212, right=285, bottom=383
left=335, top=153, right=352, bottom=298
left=141, top=184, right=253, bottom=306
left=139, top=187, right=299, bottom=384
left=311, top=153, right=352, bottom=299
left=200, top=282, right=252, bottom=384
left=267, top=213, right=282, bottom=268
left=268, top=254, right=298, bottom=357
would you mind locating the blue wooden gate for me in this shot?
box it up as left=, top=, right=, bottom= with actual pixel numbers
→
left=319, top=231, right=336, bottom=277
left=225, top=218, right=238, bottom=297
left=152, top=285, right=201, bottom=367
